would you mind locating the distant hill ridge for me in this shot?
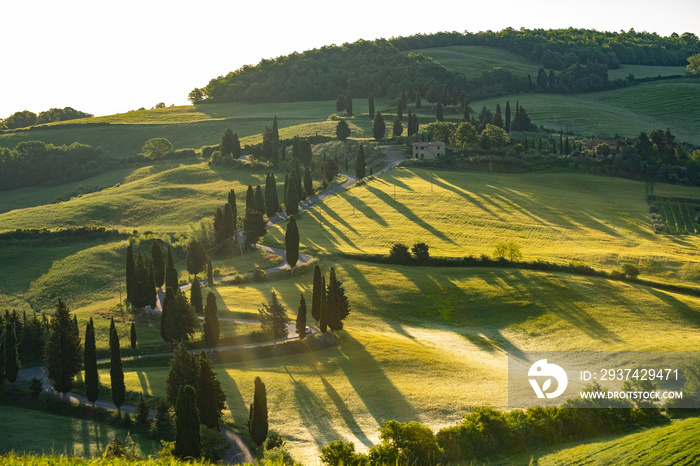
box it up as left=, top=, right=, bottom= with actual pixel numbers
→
left=194, top=28, right=700, bottom=104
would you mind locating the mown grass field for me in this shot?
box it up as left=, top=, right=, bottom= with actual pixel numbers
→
left=266, top=167, right=700, bottom=286
left=517, top=417, right=700, bottom=465
left=475, top=81, right=700, bottom=144
left=88, top=257, right=700, bottom=463
left=411, top=45, right=541, bottom=79
left=0, top=405, right=159, bottom=458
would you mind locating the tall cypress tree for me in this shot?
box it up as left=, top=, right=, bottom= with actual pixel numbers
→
left=195, top=351, right=226, bottom=429
left=311, top=265, right=322, bottom=322
left=505, top=101, right=512, bottom=133
left=3, top=322, right=19, bottom=384
left=165, top=246, right=179, bottom=291
left=125, top=242, right=135, bottom=307
left=355, top=145, right=365, bottom=180
left=84, top=318, right=99, bottom=407
left=248, top=376, right=268, bottom=446
left=152, top=241, right=165, bottom=289
left=227, top=189, right=237, bottom=220
left=265, top=173, right=276, bottom=217
left=254, top=185, right=266, bottom=215
left=319, top=276, right=328, bottom=333
left=231, top=133, right=241, bottom=159
left=436, top=102, right=444, bottom=122
left=345, top=91, right=353, bottom=115
left=245, top=185, right=255, bottom=212
left=207, top=258, right=213, bottom=287
left=130, top=322, right=137, bottom=350
left=372, top=112, right=385, bottom=141
left=327, top=267, right=350, bottom=329
left=203, top=291, right=220, bottom=348
left=110, top=325, right=125, bottom=416
left=303, top=167, right=313, bottom=198
left=222, top=203, right=236, bottom=249
left=258, top=291, right=290, bottom=345
left=174, top=385, right=201, bottom=459
left=45, top=299, right=82, bottom=396
left=285, top=172, right=299, bottom=216
left=296, top=293, right=307, bottom=341
left=415, top=90, right=422, bottom=109
left=221, top=128, right=234, bottom=158
left=285, top=215, right=300, bottom=269
left=147, top=259, right=157, bottom=309
left=368, top=93, right=375, bottom=119
left=191, top=277, right=203, bottom=314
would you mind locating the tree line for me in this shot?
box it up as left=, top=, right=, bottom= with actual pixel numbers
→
left=1, top=107, right=93, bottom=130
left=191, top=29, right=700, bottom=106
left=0, top=140, right=105, bottom=191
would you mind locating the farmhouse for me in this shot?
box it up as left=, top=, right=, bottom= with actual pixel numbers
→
left=584, top=139, right=621, bottom=155
left=412, top=142, right=445, bottom=159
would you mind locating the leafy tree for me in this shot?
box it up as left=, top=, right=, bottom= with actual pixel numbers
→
left=203, top=291, right=220, bottom=348
left=244, top=209, right=267, bottom=247
left=312, top=265, right=323, bottom=322
left=141, top=138, right=173, bottom=161
left=372, top=112, right=386, bottom=141
left=130, top=322, right=137, bottom=350
left=368, top=93, right=375, bottom=119
left=221, top=128, right=234, bottom=157
left=3, top=110, right=38, bottom=129
left=355, top=145, right=366, bottom=180
left=84, top=318, right=99, bottom=407
left=248, top=376, right=269, bottom=446
left=261, top=126, right=278, bottom=161
left=326, top=267, right=350, bottom=329
left=454, top=121, right=478, bottom=147
left=322, top=157, right=339, bottom=182
left=688, top=54, right=700, bottom=80
left=191, top=277, right=203, bottom=314
left=493, top=241, right=522, bottom=261
left=188, top=88, right=204, bottom=104
left=393, top=115, right=403, bottom=138
left=165, top=246, right=179, bottom=291
left=370, top=420, right=442, bottom=466
left=411, top=242, right=430, bottom=265
left=436, top=102, right=444, bottom=122
left=336, top=119, right=351, bottom=141
left=186, top=239, right=208, bottom=277
left=174, top=385, right=201, bottom=459
left=297, top=139, right=313, bottom=167
left=161, top=288, right=198, bottom=345
left=296, top=293, right=307, bottom=340
left=285, top=215, right=300, bottom=269
left=427, top=121, right=453, bottom=145
left=258, top=291, right=290, bottom=345
left=151, top=241, right=165, bottom=289
left=45, top=299, right=82, bottom=396
left=165, top=342, right=198, bottom=406
left=195, top=351, right=227, bottom=429
left=321, top=440, right=367, bottom=466
left=480, top=124, right=510, bottom=151
left=110, top=325, right=125, bottom=416
left=389, top=243, right=411, bottom=264
left=3, top=322, right=19, bottom=384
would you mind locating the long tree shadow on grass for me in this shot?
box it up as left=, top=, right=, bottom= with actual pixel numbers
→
left=293, top=379, right=344, bottom=449
left=305, top=208, right=357, bottom=251
left=364, top=183, right=457, bottom=245
left=320, top=376, right=374, bottom=449
left=644, top=286, right=700, bottom=329
left=344, top=191, right=388, bottom=227
left=216, top=369, right=252, bottom=430
left=316, top=200, right=361, bottom=235
left=337, top=332, right=420, bottom=425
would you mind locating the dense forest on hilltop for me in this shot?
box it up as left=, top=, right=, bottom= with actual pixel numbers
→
left=194, top=28, right=700, bottom=104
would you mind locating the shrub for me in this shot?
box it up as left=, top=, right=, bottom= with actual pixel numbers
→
left=622, top=263, right=640, bottom=280
left=321, top=439, right=368, bottom=466
left=252, top=269, right=267, bottom=282
left=649, top=205, right=659, bottom=213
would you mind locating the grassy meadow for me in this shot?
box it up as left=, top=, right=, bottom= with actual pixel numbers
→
left=411, top=45, right=541, bottom=79
left=266, top=167, right=700, bottom=286
left=88, top=257, right=700, bottom=463
left=0, top=405, right=160, bottom=458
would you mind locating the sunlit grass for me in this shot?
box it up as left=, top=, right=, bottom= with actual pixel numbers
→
left=266, top=168, right=700, bottom=286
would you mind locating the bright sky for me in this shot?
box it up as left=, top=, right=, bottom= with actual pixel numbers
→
left=2, top=0, right=699, bottom=118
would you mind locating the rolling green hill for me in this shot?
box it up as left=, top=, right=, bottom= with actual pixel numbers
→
left=411, top=45, right=542, bottom=79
